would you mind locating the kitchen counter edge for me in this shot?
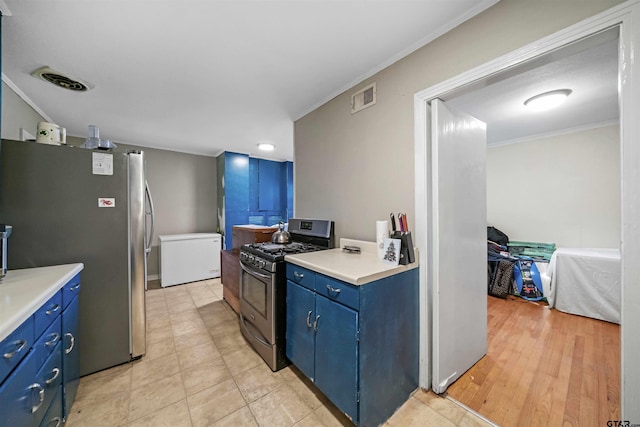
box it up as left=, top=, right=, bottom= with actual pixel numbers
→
left=0, top=263, right=84, bottom=342
left=285, top=248, right=418, bottom=286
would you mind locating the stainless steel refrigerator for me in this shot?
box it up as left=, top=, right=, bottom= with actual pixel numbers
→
left=0, top=139, right=154, bottom=376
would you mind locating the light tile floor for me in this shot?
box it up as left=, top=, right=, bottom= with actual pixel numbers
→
left=65, top=279, right=494, bottom=427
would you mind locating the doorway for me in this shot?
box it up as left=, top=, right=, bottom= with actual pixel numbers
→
left=414, top=1, right=640, bottom=423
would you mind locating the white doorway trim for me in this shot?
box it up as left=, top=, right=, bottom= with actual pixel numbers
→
left=414, top=0, right=640, bottom=421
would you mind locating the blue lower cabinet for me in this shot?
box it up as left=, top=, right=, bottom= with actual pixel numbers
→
left=0, top=317, right=34, bottom=384
left=314, top=295, right=358, bottom=422
left=33, top=316, right=61, bottom=369
left=0, top=269, right=81, bottom=427
left=285, top=281, right=316, bottom=380
left=33, top=342, right=63, bottom=426
left=285, top=280, right=359, bottom=423
left=61, top=274, right=81, bottom=310
left=285, top=263, right=419, bottom=426
left=39, top=386, right=63, bottom=427
left=0, top=348, right=38, bottom=427
left=62, top=295, right=80, bottom=419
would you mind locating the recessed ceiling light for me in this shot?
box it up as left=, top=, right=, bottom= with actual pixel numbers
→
left=524, top=89, right=572, bottom=111
left=257, top=143, right=275, bottom=151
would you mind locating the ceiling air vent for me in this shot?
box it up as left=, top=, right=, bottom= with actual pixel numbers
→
left=31, top=66, right=93, bottom=92
left=351, top=82, right=376, bottom=114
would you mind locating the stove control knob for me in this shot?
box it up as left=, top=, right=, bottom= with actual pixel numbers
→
left=258, top=260, right=266, bottom=269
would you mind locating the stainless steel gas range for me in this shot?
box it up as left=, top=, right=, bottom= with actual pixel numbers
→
left=239, top=218, right=335, bottom=371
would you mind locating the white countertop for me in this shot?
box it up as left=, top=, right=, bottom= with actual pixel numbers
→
left=0, top=263, right=84, bottom=342
left=285, top=239, right=418, bottom=286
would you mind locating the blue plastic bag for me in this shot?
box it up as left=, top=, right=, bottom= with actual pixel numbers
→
left=513, top=257, right=544, bottom=301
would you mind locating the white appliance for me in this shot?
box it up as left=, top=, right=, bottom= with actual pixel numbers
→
left=159, top=233, right=221, bottom=287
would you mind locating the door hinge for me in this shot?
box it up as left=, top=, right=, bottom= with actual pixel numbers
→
left=356, top=329, right=360, bottom=342
left=356, top=390, right=360, bottom=403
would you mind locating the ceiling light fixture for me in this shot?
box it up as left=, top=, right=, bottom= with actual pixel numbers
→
left=257, top=143, right=275, bottom=151
left=524, top=89, right=572, bottom=111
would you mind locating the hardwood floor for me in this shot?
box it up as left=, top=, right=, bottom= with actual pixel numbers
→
left=446, top=296, right=620, bottom=427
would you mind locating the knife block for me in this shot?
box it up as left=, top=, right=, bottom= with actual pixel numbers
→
left=390, top=231, right=415, bottom=265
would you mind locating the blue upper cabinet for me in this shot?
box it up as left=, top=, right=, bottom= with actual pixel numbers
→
left=249, top=158, right=260, bottom=212
left=217, top=152, right=250, bottom=249
left=286, top=161, right=293, bottom=220
left=224, top=152, right=250, bottom=212
left=217, top=152, right=292, bottom=249
left=258, top=158, right=282, bottom=212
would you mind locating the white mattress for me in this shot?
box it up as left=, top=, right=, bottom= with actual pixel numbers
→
left=546, top=247, right=620, bottom=323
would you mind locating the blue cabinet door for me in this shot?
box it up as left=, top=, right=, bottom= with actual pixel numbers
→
left=285, top=281, right=316, bottom=381
left=258, top=159, right=282, bottom=212
left=0, top=348, right=37, bottom=427
left=62, top=295, right=80, bottom=419
left=314, top=294, right=359, bottom=423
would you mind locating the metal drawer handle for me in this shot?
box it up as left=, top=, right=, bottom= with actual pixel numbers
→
left=45, top=368, right=61, bottom=385
left=327, top=285, right=341, bottom=294
left=45, top=333, right=60, bottom=347
left=70, top=283, right=81, bottom=292
left=45, top=304, right=61, bottom=315
left=3, top=339, right=27, bottom=359
left=313, top=315, right=320, bottom=332
left=306, top=311, right=313, bottom=328
left=45, top=417, right=62, bottom=427
left=65, top=333, right=75, bottom=354
left=293, top=271, right=304, bottom=280
left=29, top=383, right=45, bottom=413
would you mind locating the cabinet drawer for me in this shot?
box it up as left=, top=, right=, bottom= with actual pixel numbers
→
left=34, top=341, right=63, bottom=427
left=39, top=386, right=63, bottom=427
left=0, top=346, right=37, bottom=427
left=33, top=316, right=62, bottom=369
left=34, top=291, right=62, bottom=339
left=286, top=264, right=315, bottom=290
left=0, top=316, right=34, bottom=385
left=62, top=273, right=81, bottom=309
left=316, top=275, right=359, bottom=311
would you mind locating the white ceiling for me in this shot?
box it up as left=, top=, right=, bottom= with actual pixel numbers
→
left=1, top=0, right=499, bottom=160
left=444, top=27, right=620, bottom=145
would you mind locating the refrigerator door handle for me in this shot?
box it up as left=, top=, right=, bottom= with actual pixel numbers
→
left=144, top=180, right=155, bottom=255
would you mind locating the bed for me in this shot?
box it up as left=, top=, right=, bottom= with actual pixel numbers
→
left=545, top=247, right=621, bottom=324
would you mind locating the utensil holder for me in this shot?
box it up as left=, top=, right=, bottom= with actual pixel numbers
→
left=390, top=231, right=415, bottom=265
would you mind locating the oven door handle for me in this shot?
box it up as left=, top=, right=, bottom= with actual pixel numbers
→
left=240, top=261, right=272, bottom=280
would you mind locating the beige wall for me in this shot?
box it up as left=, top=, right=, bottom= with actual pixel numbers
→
left=487, top=125, right=620, bottom=248
left=294, top=0, right=624, bottom=243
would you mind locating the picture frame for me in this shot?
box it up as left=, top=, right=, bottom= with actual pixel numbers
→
left=382, top=238, right=401, bottom=265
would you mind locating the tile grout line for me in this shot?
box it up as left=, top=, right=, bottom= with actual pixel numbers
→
left=191, top=279, right=261, bottom=426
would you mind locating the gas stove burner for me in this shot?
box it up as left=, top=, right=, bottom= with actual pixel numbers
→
left=248, top=241, right=322, bottom=255
left=258, top=243, right=287, bottom=253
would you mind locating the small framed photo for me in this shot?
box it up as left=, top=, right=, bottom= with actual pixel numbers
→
left=382, top=238, right=401, bottom=265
